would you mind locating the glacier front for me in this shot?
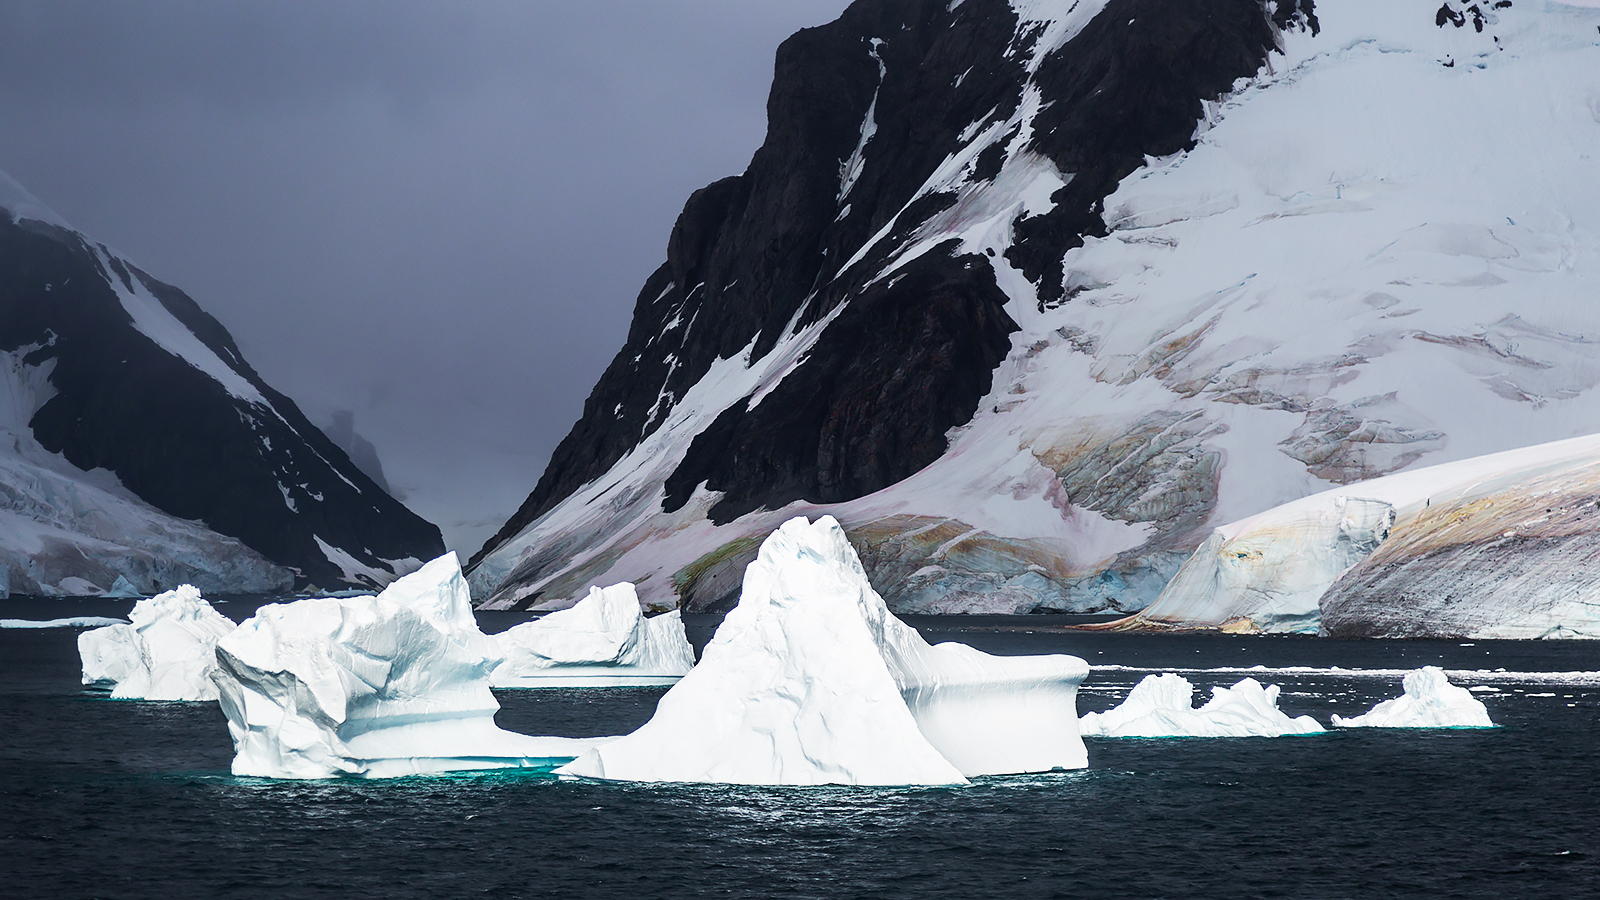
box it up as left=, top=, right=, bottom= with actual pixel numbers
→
left=490, top=582, right=695, bottom=687
left=1114, top=434, right=1600, bottom=637
left=558, top=516, right=1089, bottom=786
left=77, top=585, right=235, bottom=701
left=1333, top=667, right=1494, bottom=729
left=1078, top=674, right=1324, bottom=738
left=212, top=553, right=609, bottom=779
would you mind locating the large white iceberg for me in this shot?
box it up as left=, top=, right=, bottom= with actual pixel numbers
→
left=211, top=553, right=609, bottom=779
left=1079, top=674, right=1324, bottom=738
left=1332, top=667, right=1494, bottom=728
left=489, top=583, right=695, bottom=687
left=77, top=585, right=235, bottom=701
left=558, top=516, right=1089, bottom=786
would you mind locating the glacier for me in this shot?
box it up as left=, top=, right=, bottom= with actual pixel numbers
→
left=557, top=516, right=1089, bottom=786
left=1115, top=433, right=1600, bottom=637
left=1333, top=667, right=1495, bottom=729
left=2, top=348, right=293, bottom=597
left=211, top=553, right=608, bottom=779
left=1079, top=674, right=1324, bottom=738
left=77, top=585, right=236, bottom=701
left=490, top=582, right=695, bottom=687
left=470, top=0, right=1600, bottom=627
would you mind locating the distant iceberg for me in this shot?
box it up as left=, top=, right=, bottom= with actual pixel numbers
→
left=3, top=616, right=125, bottom=629
left=558, top=516, right=1089, bottom=786
left=77, top=585, right=234, bottom=701
left=1333, top=667, right=1494, bottom=728
left=490, top=582, right=694, bottom=687
left=1079, top=674, right=1324, bottom=738
left=212, top=553, right=610, bottom=779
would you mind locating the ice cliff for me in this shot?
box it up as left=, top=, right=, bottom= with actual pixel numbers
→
left=558, top=516, right=1089, bottom=785
left=211, top=554, right=607, bottom=779
left=490, top=582, right=695, bottom=687
left=1115, top=433, right=1600, bottom=637
left=1333, top=667, right=1495, bottom=728
left=77, top=585, right=235, bottom=701
left=470, top=0, right=1600, bottom=624
left=1078, top=674, right=1324, bottom=738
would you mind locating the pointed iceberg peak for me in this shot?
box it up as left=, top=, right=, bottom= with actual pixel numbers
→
left=559, top=515, right=1089, bottom=786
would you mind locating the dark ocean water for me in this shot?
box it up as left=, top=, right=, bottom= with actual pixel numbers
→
left=3, top=597, right=1598, bottom=900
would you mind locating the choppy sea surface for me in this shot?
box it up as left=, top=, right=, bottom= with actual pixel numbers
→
left=3, top=597, right=1598, bottom=900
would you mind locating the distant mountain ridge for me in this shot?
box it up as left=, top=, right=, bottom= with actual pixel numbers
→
left=471, top=0, right=1600, bottom=615
left=0, top=171, right=444, bottom=594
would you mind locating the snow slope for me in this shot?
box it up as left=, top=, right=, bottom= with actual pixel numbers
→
left=1, top=171, right=443, bottom=592
left=472, top=0, right=1600, bottom=621
left=1, top=347, right=291, bottom=596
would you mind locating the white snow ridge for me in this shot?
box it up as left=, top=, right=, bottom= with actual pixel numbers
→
left=557, top=516, right=1090, bottom=786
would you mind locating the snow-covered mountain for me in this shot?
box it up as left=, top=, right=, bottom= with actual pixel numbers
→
left=470, top=0, right=1600, bottom=614
left=1, top=170, right=444, bottom=595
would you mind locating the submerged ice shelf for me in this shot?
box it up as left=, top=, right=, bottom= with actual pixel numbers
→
left=1079, top=674, right=1324, bottom=738
left=77, top=585, right=235, bottom=702
left=490, top=583, right=694, bottom=688
left=558, top=516, right=1091, bottom=786
left=211, top=554, right=610, bottom=779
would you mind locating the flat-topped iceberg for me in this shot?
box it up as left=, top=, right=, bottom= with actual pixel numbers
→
left=558, top=516, right=1088, bottom=786
left=211, top=553, right=610, bottom=779
left=77, top=585, right=234, bottom=701
left=490, top=583, right=694, bottom=687
left=1079, top=674, right=1324, bottom=738
left=1333, top=667, right=1494, bottom=728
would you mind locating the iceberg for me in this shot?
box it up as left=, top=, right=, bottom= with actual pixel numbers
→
left=1332, top=667, right=1494, bottom=728
left=211, top=553, right=609, bottom=779
left=76, top=585, right=235, bottom=701
left=3, top=616, right=125, bottom=629
left=557, top=516, right=1089, bottom=786
left=1079, top=674, right=1324, bottom=738
left=489, top=583, right=695, bottom=687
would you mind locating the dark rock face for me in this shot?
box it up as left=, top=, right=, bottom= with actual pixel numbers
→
left=473, top=0, right=1319, bottom=599
left=0, top=213, right=444, bottom=587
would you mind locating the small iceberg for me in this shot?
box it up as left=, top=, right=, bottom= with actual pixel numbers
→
left=1079, top=673, right=1325, bottom=737
left=1332, top=666, right=1494, bottom=728
left=490, top=583, right=695, bottom=687
left=77, top=585, right=235, bottom=701
left=3, top=616, right=125, bottom=629
left=212, top=553, right=611, bottom=779
left=557, top=515, right=1090, bottom=786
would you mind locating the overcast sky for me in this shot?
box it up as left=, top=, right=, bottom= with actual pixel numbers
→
left=0, top=0, right=853, bottom=555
